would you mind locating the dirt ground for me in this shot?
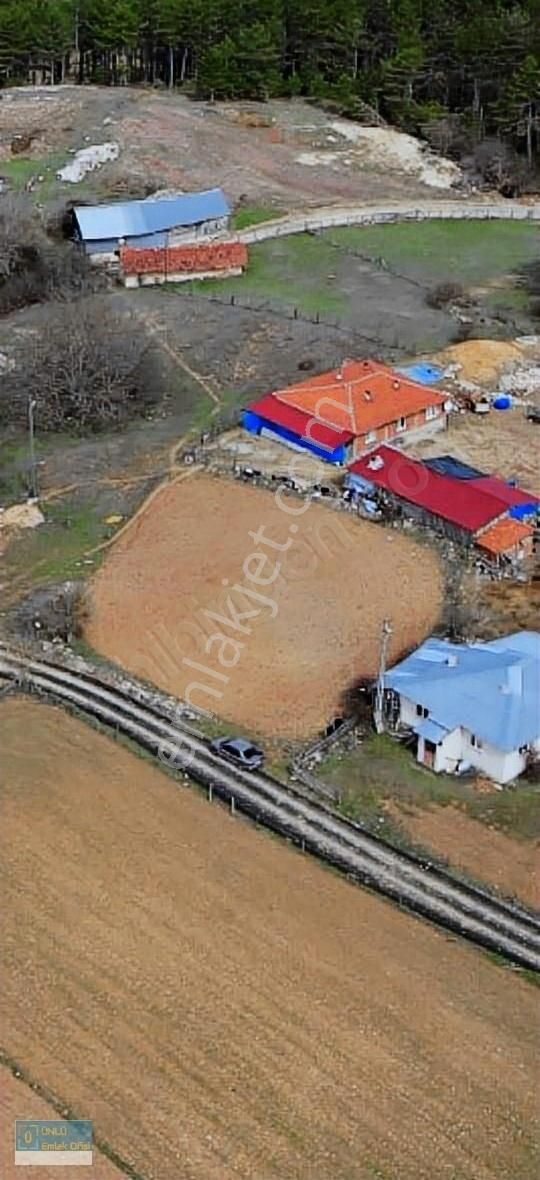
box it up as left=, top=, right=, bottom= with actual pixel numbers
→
left=0, top=1069, right=123, bottom=1180
left=84, top=472, right=443, bottom=738
left=0, top=87, right=456, bottom=207
left=415, top=403, right=540, bottom=495
left=388, top=802, right=540, bottom=909
left=1, top=697, right=539, bottom=1180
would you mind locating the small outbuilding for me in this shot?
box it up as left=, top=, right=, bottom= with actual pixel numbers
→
left=73, top=189, right=230, bottom=261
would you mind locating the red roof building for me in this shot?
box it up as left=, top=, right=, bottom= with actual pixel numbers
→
left=243, top=359, right=449, bottom=463
left=347, top=445, right=535, bottom=562
left=348, top=445, right=506, bottom=533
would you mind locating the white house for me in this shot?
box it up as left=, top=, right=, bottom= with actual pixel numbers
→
left=384, top=631, right=540, bottom=785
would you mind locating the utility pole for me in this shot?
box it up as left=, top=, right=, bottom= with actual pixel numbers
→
left=28, top=397, right=38, bottom=500
left=374, top=617, right=392, bottom=734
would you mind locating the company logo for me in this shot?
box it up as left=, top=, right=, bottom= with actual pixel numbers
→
left=15, top=1120, right=93, bottom=1166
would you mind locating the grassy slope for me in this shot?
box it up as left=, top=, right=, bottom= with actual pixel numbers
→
left=331, top=218, right=540, bottom=283
left=323, top=733, right=540, bottom=842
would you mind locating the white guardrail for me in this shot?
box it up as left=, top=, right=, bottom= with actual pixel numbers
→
left=239, top=200, right=540, bottom=243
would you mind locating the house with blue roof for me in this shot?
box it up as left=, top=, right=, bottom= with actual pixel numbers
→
left=384, top=631, right=540, bottom=784
left=73, top=189, right=230, bottom=259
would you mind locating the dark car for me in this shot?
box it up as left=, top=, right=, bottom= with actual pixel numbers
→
left=210, top=736, right=265, bottom=770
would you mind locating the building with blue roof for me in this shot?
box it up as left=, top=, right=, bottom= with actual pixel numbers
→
left=73, top=189, right=230, bottom=257
left=384, top=631, right=540, bottom=784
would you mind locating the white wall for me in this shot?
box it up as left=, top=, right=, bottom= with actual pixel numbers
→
left=397, top=695, right=527, bottom=784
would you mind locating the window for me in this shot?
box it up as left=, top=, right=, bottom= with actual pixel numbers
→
left=416, top=704, right=429, bottom=718
left=395, top=416, right=407, bottom=433
left=365, top=430, right=377, bottom=446
left=471, top=734, right=482, bottom=750
left=426, top=404, right=439, bottom=421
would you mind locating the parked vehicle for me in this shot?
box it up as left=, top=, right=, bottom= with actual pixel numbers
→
left=210, top=735, right=265, bottom=770
left=525, top=406, right=540, bottom=424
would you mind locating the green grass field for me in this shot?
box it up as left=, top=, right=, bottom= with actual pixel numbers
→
left=322, top=733, right=540, bottom=842
left=330, top=218, right=540, bottom=284
left=175, top=219, right=540, bottom=333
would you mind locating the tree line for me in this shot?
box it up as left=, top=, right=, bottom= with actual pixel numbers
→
left=0, top=1, right=539, bottom=162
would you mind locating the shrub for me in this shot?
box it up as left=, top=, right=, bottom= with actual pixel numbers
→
left=426, top=281, right=465, bottom=308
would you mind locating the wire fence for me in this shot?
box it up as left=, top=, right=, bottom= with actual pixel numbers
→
left=177, top=284, right=407, bottom=353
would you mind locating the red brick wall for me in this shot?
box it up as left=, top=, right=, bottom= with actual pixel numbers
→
left=120, top=240, right=248, bottom=277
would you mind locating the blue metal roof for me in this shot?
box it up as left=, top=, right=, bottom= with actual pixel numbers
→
left=415, top=718, right=449, bottom=745
left=424, top=455, right=484, bottom=480
left=74, top=189, right=230, bottom=243
left=386, top=632, right=540, bottom=753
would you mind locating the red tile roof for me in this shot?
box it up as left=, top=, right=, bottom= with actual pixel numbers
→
left=248, top=392, right=353, bottom=451
left=476, top=517, right=534, bottom=555
left=120, top=240, right=247, bottom=276
left=259, top=359, right=446, bottom=437
left=349, top=445, right=506, bottom=532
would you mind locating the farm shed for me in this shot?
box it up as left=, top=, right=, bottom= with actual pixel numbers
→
left=384, top=631, right=540, bottom=785
left=243, top=360, right=449, bottom=464
left=347, top=445, right=507, bottom=546
left=120, top=240, right=248, bottom=287
left=347, top=446, right=536, bottom=563
left=423, top=456, right=538, bottom=520
left=73, top=189, right=230, bottom=260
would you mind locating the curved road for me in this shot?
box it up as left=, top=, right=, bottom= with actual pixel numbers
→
left=2, top=645, right=539, bottom=971
left=238, top=198, right=540, bottom=243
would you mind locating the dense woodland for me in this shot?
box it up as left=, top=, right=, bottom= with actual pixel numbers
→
left=0, top=2, right=539, bottom=163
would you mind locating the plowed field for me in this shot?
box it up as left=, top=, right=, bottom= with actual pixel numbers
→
left=1, top=698, right=539, bottom=1180
left=85, top=474, right=443, bottom=737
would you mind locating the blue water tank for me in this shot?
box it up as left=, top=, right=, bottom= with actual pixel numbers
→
left=492, top=394, right=512, bottom=410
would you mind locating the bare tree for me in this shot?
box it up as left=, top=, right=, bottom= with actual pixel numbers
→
left=2, top=296, right=156, bottom=433
left=0, top=194, right=94, bottom=314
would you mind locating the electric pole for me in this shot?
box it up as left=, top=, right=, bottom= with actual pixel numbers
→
left=28, top=397, right=38, bottom=500
left=374, top=617, right=392, bottom=733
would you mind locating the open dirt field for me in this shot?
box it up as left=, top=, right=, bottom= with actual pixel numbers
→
left=416, top=403, right=540, bottom=495
left=1, top=697, right=539, bottom=1180
left=84, top=473, right=443, bottom=738
left=0, top=87, right=457, bottom=207
left=388, top=803, right=540, bottom=909
left=0, top=1069, right=124, bottom=1180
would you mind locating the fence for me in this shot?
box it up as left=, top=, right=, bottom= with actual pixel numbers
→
left=179, top=284, right=405, bottom=353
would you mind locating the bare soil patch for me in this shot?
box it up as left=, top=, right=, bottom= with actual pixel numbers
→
left=84, top=473, right=443, bottom=737
left=1, top=697, right=539, bottom=1180
left=388, top=802, right=540, bottom=909
left=416, top=403, right=540, bottom=495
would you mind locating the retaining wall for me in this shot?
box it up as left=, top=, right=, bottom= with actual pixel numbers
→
left=239, top=200, right=540, bottom=243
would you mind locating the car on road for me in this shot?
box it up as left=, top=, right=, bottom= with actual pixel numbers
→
left=210, top=735, right=265, bottom=770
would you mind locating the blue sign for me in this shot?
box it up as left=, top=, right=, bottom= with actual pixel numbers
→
left=15, top=1120, right=92, bottom=1164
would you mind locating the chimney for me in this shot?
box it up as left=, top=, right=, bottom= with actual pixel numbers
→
left=445, top=654, right=458, bottom=667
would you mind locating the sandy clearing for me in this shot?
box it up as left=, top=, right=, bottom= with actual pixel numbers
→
left=1, top=697, right=539, bottom=1180
left=415, top=403, right=540, bottom=495
left=388, top=802, right=540, bottom=909
left=84, top=473, right=443, bottom=738
left=0, top=1069, right=124, bottom=1180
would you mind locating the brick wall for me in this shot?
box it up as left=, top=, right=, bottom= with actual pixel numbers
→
left=120, top=239, right=248, bottom=277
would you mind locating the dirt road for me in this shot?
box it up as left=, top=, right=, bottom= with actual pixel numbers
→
left=1, top=697, right=539, bottom=1180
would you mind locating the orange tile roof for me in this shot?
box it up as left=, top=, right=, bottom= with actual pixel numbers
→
left=272, top=359, right=447, bottom=436
left=476, top=517, right=534, bottom=556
